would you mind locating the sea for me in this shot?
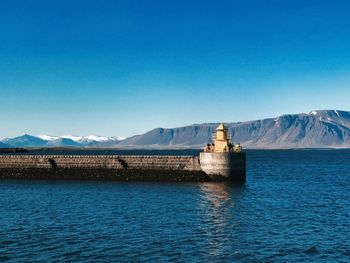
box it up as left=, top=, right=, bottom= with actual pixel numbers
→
left=0, top=149, right=349, bottom=262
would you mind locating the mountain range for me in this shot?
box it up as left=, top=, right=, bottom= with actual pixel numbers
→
left=1, top=110, right=350, bottom=149
left=0, top=135, right=124, bottom=148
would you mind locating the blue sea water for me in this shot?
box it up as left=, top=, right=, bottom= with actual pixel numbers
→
left=0, top=150, right=349, bottom=262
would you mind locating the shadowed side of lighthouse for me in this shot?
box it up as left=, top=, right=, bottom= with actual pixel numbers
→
left=199, top=123, right=246, bottom=181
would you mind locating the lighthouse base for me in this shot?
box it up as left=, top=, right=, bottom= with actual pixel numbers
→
left=199, top=152, right=246, bottom=182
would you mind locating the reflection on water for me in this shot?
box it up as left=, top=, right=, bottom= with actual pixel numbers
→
left=199, top=183, right=233, bottom=208
left=199, top=182, right=246, bottom=210
left=198, top=182, right=247, bottom=259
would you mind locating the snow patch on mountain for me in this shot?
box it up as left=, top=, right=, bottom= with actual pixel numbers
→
left=37, top=135, right=60, bottom=141
left=61, top=135, right=83, bottom=142
left=1, top=134, right=124, bottom=147
left=36, top=135, right=125, bottom=143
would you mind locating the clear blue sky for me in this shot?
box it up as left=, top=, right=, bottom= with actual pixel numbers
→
left=1, top=0, right=349, bottom=137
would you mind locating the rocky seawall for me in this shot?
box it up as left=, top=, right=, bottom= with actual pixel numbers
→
left=0, top=155, right=209, bottom=182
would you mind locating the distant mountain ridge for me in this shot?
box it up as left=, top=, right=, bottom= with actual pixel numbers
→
left=118, top=110, right=350, bottom=149
left=0, top=135, right=123, bottom=148
left=1, top=110, right=350, bottom=149
left=0, top=142, right=10, bottom=148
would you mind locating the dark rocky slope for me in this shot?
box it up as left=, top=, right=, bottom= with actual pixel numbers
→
left=119, top=110, right=350, bottom=148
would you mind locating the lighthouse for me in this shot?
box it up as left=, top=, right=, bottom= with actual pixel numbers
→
left=200, top=124, right=246, bottom=181
left=214, top=123, right=230, bottom=152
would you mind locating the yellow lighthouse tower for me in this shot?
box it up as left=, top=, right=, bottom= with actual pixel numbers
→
left=214, top=123, right=230, bottom=152
left=204, top=123, right=242, bottom=153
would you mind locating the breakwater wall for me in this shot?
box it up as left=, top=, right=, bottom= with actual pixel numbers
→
left=0, top=155, right=209, bottom=182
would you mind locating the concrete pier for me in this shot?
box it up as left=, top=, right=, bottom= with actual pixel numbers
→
left=0, top=153, right=246, bottom=182
left=200, top=152, right=246, bottom=181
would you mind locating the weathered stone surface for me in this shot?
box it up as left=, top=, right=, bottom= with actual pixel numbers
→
left=0, top=168, right=209, bottom=182
left=0, top=155, right=202, bottom=169
left=0, top=155, right=207, bottom=182
left=0, top=154, right=245, bottom=182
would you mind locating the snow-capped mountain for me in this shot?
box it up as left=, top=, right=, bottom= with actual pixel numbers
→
left=2, top=134, right=48, bottom=147
left=37, top=135, right=125, bottom=145
left=1, top=110, right=350, bottom=149
left=0, top=134, right=124, bottom=148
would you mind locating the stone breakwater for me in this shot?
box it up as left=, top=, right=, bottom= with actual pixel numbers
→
left=0, top=155, right=209, bottom=182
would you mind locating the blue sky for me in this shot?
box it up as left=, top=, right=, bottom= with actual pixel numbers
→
left=1, top=0, right=350, bottom=137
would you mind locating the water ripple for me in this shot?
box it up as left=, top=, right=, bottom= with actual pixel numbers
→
left=0, top=150, right=349, bottom=262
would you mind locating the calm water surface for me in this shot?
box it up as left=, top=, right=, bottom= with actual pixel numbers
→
left=0, top=150, right=349, bottom=262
